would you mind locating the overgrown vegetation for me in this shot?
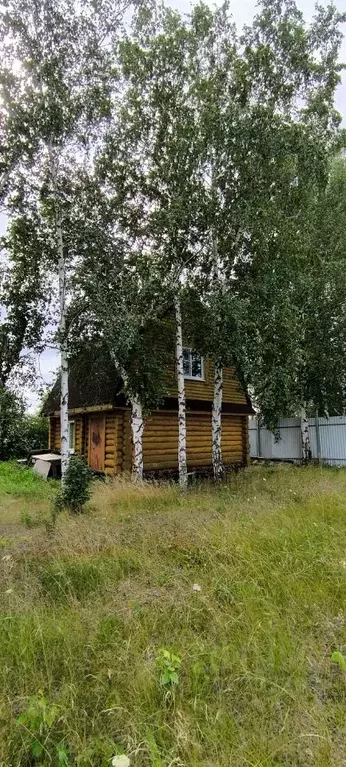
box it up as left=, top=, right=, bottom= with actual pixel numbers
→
left=1, top=0, right=345, bottom=485
left=1, top=464, right=346, bottom=765
left=0, top=461, right=53, bottom=498
left=55, top=454, right=92, bottom=516
left=0, top=387, right=48, bottom=460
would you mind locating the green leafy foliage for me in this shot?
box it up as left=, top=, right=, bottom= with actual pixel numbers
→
left=156, top=648, right=182, bottom=688
left=55, top=454, right=91, bottom=515
left=0, top=387, right=26, bottom=461
left=2, top=0, right=345, bottom=444
left=0, top=211, right=48, bottom=387
left=17, top=692, right=68, bottom=765
left=0, top=0, right=132, bottom=481
left=0, top=386, right=48, bottom=460
left=331, top=651, right=346, bottom=673
left=92, top=0, right=346, bottom=436
left=238, top=155, right=346, bottom=428
left=22, top=414, right=49, bottom=455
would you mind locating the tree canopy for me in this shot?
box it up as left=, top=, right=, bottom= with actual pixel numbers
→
left=0, top=0, right=345, bottom=470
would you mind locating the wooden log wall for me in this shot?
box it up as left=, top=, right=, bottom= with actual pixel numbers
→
left=75, top=419, right=83, bottom=454
left=82, top=414, right=88, bottom=459
left=221, top=415, right=245, bottom=466
left=49, top=409, right=248, bottom=474
left=166, top=358, right=247, bottom=405
left=142, top=412, right=178, bottom=471
left=101, top=410, right=131, bottom=475
left=122, top=410, right=132, bottom=473
left=104, top=414, right=117, bottom=475
left=49, top=416, right=83, bottom=454
left=49, top=417, right=61, bottom=452
left=142, top=410, right=245, bottom=471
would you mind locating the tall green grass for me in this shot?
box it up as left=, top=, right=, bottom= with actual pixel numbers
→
left=0, top=461, right=55, bottom=498
left=1, top=464, right=346, bottom=765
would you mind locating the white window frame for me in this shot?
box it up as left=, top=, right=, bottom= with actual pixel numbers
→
left=68, top=420, right=76, bottom=454
left=183, top=348, right=205, bottom=381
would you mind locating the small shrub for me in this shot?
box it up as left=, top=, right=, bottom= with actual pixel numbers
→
left=331, top=651, right=346, bottom=672
left=55, top=454, right=91, bottom=515
left=17, top=692, right=69, bottom=765
left=156, top=648, right=182, bottom=688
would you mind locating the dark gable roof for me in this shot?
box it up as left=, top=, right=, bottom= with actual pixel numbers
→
left=43, top=340, right=254, bottom=416
left=43, top=346, right=122, bottom=414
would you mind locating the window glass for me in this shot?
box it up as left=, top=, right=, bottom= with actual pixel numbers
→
left=68, top=421, right=75, bottom=451
left=183, top=348, right=191, bottom=377
left=182, top=349, right=203, bottom=379
left=191, top=351, right=202, bottom=378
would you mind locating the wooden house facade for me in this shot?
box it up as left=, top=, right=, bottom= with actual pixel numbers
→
left=45, top=350, right=253, bottom=475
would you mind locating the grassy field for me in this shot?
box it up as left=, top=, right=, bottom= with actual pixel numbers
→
left=1, top=462, right=346, bottom=766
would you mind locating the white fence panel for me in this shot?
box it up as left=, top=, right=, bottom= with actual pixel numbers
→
left=248, top=423, right=258, bottom=457
left=249, top=415, right=346, bottom=465
left=307, top=418, right=318, bottom=460
left=318, top=416, right=346, bottom=465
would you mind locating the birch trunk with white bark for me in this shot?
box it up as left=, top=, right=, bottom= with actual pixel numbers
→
left=48, top=145, right=69, bottom=482
left=32, top=13, right=70, bottom=482
left=130, top=396, right=144, bottom=481
left=109, top=353, right=144, bottom=481
left=212, top=361, right=224, bottom=480
left=211, top=232, right=224, bottom=480
left=175, top=294, right=188, bottom=490
left=300, top=404, right=311, bottom=464
left=32, top=22, right=69, bottom=482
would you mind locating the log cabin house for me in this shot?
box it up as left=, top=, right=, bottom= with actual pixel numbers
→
left=44, top=348, right=254, bottom=476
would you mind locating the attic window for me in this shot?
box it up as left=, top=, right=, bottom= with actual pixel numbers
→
left=183, top=349, right=204, bottom=380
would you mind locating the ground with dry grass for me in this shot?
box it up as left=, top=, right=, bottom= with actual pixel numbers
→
left=1, top=462, right=346, bottom=766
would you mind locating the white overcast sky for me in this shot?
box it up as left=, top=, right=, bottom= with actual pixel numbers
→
left=2, top=0, right=345, bottom=411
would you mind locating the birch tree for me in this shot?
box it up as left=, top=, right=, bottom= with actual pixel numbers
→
left=191, top=7, right=241, bottom=480
left=235, top=151, right=346, bottom=438
left=87, top=251, right=173, bottom=482
left=0, top=209, right=48, bottom=389
left=195, top=0, right=346, bottom=454
left=173, top=294, right=187, bottom=487
left=236, top=0, right=345, bottom=449
left=309, top=157, right=346, bottom=415
left=0, top=0, right=125, bottom=480
left=295, top=154, right=346, bottom=452
left=63, top=169, right=174, bottom=481
left=95, top=7, right=206, bottom=488
left=95, top=0, right=345, bottom=482
left=154, top=0, right=345, bottom=475
left=0, top=205, right=48, bottom=446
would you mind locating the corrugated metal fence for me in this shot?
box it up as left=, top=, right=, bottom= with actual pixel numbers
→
left=249, top=415, right=346, bottom=465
